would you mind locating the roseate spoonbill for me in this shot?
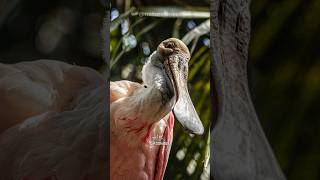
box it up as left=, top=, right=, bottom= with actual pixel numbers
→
left=110, top=38, right=204, bottom=180
left=0, top=60, right=107, bottom=179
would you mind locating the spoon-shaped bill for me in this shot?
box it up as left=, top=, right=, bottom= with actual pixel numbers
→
left=166, top=56, right=204, bottom=135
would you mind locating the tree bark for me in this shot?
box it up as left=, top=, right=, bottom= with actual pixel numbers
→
left=210, top=0, right=286, bottom=179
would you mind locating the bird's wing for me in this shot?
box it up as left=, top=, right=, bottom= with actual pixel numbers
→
left=110, top=80, right=141, bottom=103
left=0, top=60, right=104, bottom=132
left=0, top=60, right=107, bottom=180
left=0, top=86, right=107, bottom=180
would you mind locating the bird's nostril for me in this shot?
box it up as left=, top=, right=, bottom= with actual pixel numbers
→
left=164, top=42, right=174, bottom=49
left=158, top=42, right=174, bottom=58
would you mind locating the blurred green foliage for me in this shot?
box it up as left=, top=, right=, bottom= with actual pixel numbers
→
left=110, top=1, right=211, bottom=179
left=250, top=0, right=320, bottom=179
left=0, top=0, right=105, bottom=68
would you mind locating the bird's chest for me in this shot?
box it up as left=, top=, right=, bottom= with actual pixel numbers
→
left=110, top=113, right=174, bottom=180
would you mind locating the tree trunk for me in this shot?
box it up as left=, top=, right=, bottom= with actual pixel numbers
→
left=210, top=0, right=286, bottom=179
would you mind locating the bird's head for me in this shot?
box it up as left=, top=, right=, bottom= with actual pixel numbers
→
left=142, top=38, right=204, bottom=135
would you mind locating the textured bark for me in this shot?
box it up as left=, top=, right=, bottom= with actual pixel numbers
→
left=210, top=0, right=286, bottom=179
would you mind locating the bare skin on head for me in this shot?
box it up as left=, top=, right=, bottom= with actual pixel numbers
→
left=110, top=38, right=204, bottom=180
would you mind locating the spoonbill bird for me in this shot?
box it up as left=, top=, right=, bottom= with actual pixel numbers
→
left=111, top=38, right=204, bottom=180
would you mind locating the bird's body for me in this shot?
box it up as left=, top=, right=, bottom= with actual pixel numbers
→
left=0, top=60, right=104, bottom=133
left=110, top=81, right=174, bottom=180
left=0, top=60, right=107, bottom=180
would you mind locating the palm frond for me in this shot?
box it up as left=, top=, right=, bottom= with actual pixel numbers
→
left=131, top=6, right=209, bottom=19
left=110, top=7, right=136, bottom=32
left=182, top=19, right=210, bottom=45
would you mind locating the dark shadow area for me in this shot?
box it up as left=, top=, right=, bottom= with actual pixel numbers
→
left=249, top=0, right=320, bottom=179
left=0, top=0, right=105, bottom=69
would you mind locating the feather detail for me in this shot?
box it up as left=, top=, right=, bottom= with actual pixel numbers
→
left=0, top=60, right=107, bottom=180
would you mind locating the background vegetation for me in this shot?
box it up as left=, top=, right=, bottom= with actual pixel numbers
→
left=250, top=0, right=320, bottom=179
left=0, top=0, right=105, bottom=68
left=0, top=0, right=319, bottom=179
